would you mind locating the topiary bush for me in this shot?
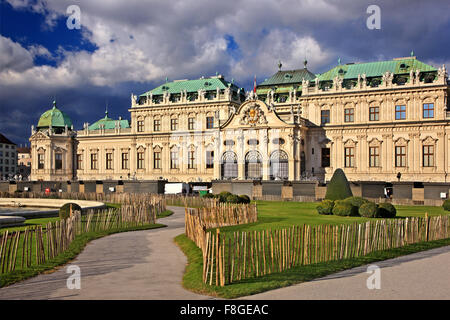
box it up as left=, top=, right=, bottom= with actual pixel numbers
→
left=443, top=199, right=450, bottom=211
left=218, top=191, right=233, bottom=202
left=238, top=195, right=251, bottom=204
left=378, top=202, right=397, bottom=218
left=202, top=193, right=215, bottom=199
left=316, top=199, right=334, bottom=215
left=226, top=194, right=241, bottom=203
left=344, top=196, right=369, bottom=208
left=325, top=168, right=353, bottom=201
left=59, top=202, right=82, bottom=220
left=332, top=200, right=359, bottom=216
left=359, top=201, right=379, bottom=218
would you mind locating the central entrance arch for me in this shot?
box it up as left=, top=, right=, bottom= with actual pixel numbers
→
left=270, top=150, right=289, bottom=180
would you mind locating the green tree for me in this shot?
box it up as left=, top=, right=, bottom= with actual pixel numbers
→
left=325, top=168, right=353, bottom=200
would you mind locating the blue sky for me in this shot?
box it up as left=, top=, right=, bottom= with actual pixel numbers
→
left=0, top=0, right=449, bottom=146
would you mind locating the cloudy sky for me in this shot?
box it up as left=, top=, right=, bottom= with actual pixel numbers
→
left=1, top=0, right=449, bottom=145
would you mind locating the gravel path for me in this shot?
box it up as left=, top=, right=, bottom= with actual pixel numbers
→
left=0, top=206, right=212, bottom=300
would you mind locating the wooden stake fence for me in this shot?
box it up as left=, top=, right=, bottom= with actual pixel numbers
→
left=199, top=215, right=450, bottom=286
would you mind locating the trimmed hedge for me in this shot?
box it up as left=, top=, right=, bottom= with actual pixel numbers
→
left=378, top=202, right=397, bottom=218
left=226, top=194, right=241, bottom=203
left=443, top=199, right=450, bottom=211
left=239, top=195, right=251, bottom=204
left=332, top=200, right=359, bottom=216
left=218, top=191, right=233, bottom=203
left=325, top=169, right=353, bottom=200
left=345, top=196, right=369, bottom=208
left=359, top=202, right=379, bottom=218
left=59, top=202, right=82, bottom=220
left=316, top=200, right=334, bottom=215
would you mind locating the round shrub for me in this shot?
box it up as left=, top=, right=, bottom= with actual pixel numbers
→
left=238, top=195, right=251, bottom=204
left=359, top=202, right=379, bottom=218
left=332, top=200, right=359, bottom=217
left=325, top=169, right=353, bottom=200
left=378, top=202, right=397, bottom=218
left=344, top=196, right=369, bottom=208
left=443, top=199, right=450, bottom=211
left=202, top=193, right=215, bottom=199
left=316, top=199, right=334, bottom=215
left=59, top=202, right=82, bottom=220
left=218, top=191, right=233, bottom=202
left=226, top=194, right=241, bottom=203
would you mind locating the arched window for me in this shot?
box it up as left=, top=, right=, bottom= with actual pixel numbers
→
left=245, top=151, right=262, bottom=180
left=270, top=150, right=289, bottom=180
left=221, top=151, right=237, bottom=179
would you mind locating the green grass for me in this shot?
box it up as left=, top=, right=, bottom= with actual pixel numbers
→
left=175, top=233, right=450, bottom=299
left=157, top=210, right=174, bottom=219
left=0, top=223, right=166, bottom=288
left=0, top=217, right=61, bottom=234
left=217, top=201, right=449, bottom=233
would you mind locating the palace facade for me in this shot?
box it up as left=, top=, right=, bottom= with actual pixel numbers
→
left=30, top=55, right=450, bottom=183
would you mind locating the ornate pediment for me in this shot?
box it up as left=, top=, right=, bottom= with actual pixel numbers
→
left=30, top=130, right=49, bottom=141
left=239, top=104, right=268, bottom=126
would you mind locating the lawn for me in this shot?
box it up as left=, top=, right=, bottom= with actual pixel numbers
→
left=176, top=200, right=450, bottom=298
left=217, top=200, right=449, bottom=233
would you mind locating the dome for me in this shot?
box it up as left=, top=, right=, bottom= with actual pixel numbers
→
left=37, top=101, right=73, bottom=129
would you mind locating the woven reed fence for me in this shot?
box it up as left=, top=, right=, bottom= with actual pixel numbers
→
left=199, top=214, right=450, bottom=286
left=0, top=201, right=160, bottom=275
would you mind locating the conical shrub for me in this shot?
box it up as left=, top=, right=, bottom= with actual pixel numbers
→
left=325, top=168, right=353, bottom=200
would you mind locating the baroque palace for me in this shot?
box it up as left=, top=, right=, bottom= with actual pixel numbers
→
left=30, top=54, right=450, bottom=183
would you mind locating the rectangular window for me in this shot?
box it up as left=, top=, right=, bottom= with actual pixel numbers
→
left=395, top=146, right=406, bottom=167
left=188, top=117, right=195, bottom=130
left=171, top=118, right=178, bottom=131
left=344, top=147, right=354, bottom=168
left=153, top=151, right=161, bottom=169
left=369, top=146, right=380, bottom=167
left=423, top=103, right=434, bottom=119
left=38, top=154, right=44, bottom=169
left=423, top=145, right=434, bottom=167
left=321, top=110, right=330, bottom=125
left=369, top=106, right=379, bottom=121
left=206, top=116, right=214, bottom=129
left=106, top=153, right=113, bottom=170
left=153, top=119, right=161, bottom=132
left=90, top=153, right=98, bottom=170
left=122, top=152, right=129, bottom=170
left=137, top=120, right=144, bottom=132
left=395, top=105, right=406, bottom=120
left=321, top=148, right=330, bottom=167
left=170, top=151, right=179, bottom=169
left=55, top=153, right=62, bottom=170
left=344, top=108, right=354, bottom=122
left=137, top=152, right=144, bottom=169
left=77, top=154, right=83, bottom=170
left=188, top=150, right=196, bottom=169
left=206, top=151, right=214, bottom=169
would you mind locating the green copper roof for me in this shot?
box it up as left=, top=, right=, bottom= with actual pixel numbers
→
left=140, top=76, right=239, bottom=97
left=37, top=101, right=73, bottom=129
left=88, top=111, right=130, bottom=131
left=317, top=57, right=437, bottom=81
left=258, top=68, right=316, bottom=87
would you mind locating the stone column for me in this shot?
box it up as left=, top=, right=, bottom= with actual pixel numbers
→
left=237, top=134, right=245, bottom=180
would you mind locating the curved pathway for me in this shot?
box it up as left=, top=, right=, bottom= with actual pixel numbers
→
left=0, top=206, right=212, bottom=300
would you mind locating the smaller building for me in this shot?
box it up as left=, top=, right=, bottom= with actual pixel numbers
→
left=17, top=146, right=32, bottom=179
left=0, top=133, right=17, bottom=180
